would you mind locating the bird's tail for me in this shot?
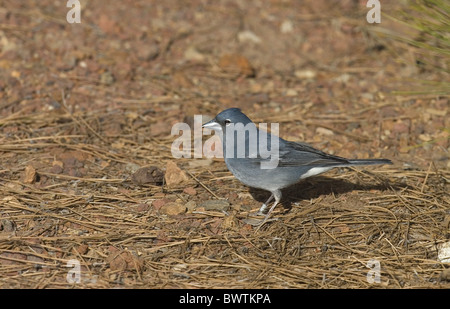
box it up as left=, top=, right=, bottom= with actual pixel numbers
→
left=347, top=159, right=392, bottom=166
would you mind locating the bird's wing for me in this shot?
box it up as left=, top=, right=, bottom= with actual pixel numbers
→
left=276, top=141, right=351, bottom=167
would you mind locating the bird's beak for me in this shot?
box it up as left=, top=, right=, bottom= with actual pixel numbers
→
left=202, top=119, right=222, bottom=132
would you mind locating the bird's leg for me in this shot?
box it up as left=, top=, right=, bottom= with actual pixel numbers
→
left=258, top=190, right=282, bottom=227
left=257, top=194, right=274, bottom=215
left=263, top=191, right=281, bottom=220
left=256, top=190, right=281, bottom=231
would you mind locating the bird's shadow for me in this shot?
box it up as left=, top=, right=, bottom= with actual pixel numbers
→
left=248, top=175, right=404, bottom=212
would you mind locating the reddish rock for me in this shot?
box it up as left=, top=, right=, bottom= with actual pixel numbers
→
left=183, top=187, right=197, bottom=195
left=164, top=161, right=189, bottom=188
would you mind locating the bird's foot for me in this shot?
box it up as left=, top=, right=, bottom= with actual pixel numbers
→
left=243, top=216, right=278, bottom=226
left=248, top=210, right=265, bottom=218
left=243, top=208, right=267, bottom=226
left=242, top=201, right=278, bottom=226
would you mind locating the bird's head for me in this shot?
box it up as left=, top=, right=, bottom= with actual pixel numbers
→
left=202, top=108, right=253, bottom=134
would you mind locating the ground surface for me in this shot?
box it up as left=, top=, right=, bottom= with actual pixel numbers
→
left=0, top=0, right=449, bottom=288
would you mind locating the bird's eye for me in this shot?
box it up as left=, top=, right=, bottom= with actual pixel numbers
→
left=224, top=119, right=231, bottom=126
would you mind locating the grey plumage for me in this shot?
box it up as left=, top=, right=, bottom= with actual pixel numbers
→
left=202, top=108, right=392, bottom=224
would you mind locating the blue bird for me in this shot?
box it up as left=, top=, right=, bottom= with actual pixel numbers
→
left=202, top=108, right=392, bottom=225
